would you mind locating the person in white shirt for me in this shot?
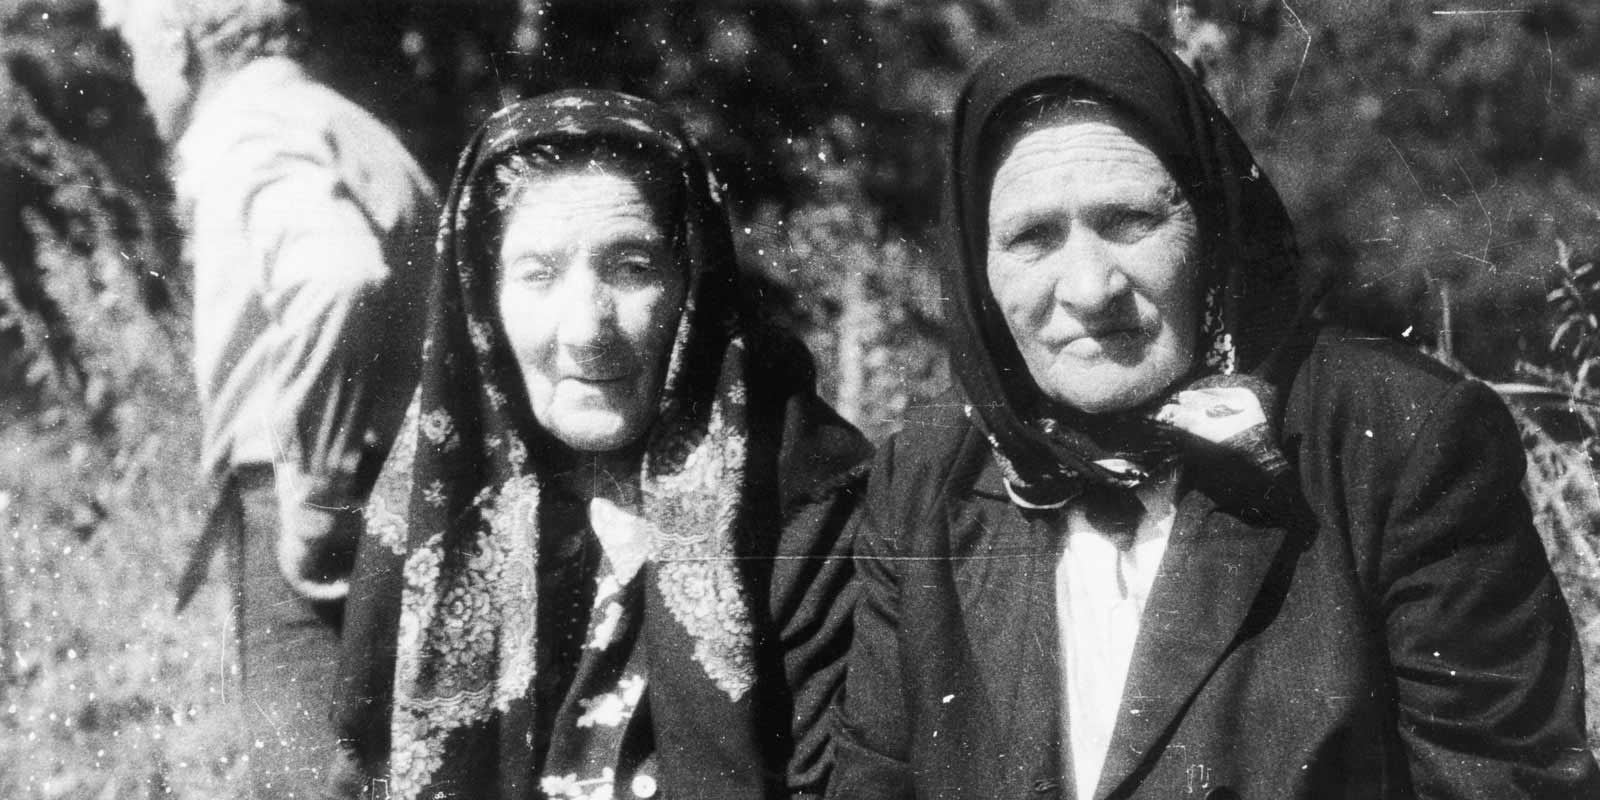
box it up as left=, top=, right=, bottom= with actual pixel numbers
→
left=100, top=1, right=436, bottom=795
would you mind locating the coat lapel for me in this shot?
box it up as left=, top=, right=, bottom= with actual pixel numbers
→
left=1094, top=489, right=1290, bottom=799
left=954, top=457, right=1069, bottom=795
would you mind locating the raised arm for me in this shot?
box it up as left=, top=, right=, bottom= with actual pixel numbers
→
left=244, top=150, right=426, bottom=599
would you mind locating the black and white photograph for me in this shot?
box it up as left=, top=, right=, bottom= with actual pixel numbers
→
left=2, top=1, right=1599, bottom=798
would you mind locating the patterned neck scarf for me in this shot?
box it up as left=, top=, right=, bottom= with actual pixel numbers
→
left=945, top=17, right=1323, bottom=507
left=362, top=90, right=760, bottom=799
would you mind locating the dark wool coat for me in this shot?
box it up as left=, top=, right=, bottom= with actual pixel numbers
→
left=828, top=328, right=1599, bottom=800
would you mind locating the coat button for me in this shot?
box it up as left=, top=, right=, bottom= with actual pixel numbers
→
left=1030, top=777, right=1059, bottom=792
left=1204, top=787, right=1240, bottom=800
left=630, top=774, right=658, bottom=798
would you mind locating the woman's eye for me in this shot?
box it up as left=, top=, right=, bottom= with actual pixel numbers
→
left=619, top=254, right=658, bottom=272
left=607, top=249, right=667, bottom=280
left=1099, top=207, right=1164, bottom=243
left=1001, top=223, right=1059, bottom=259
left=505, top=257, right=556, bottom=285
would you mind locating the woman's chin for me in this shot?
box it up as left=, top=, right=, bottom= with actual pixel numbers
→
left=1030, top=342, right=1193, bottom=414
left=1052, top=388, right=1151, bottom=415
left=541, top=408, right=651, bottom=453
left=1038, top=367, right=1180, bottom=414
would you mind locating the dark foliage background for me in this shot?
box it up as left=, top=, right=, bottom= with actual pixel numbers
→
left=2, top=0, right=1599, bottom=795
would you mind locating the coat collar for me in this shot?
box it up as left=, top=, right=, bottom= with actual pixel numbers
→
left=1097, top=488, right=1291, bottom=799
left=947, top=450, right=1065, bottom=792
left=961, top=454, right=1293, bottom=800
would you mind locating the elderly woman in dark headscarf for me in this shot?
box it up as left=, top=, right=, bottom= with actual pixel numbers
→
left=828, top=17, right=1597, bottom=800
left=332, top=90, right=870, bottom=800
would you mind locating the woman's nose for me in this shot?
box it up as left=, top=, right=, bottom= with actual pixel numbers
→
left=1051, top=233, right=1130, bottom=311
left=554, top=262, right=617, bottom=346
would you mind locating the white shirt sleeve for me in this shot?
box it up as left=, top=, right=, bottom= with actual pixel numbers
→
left=250, top=164, right=393, bottom=509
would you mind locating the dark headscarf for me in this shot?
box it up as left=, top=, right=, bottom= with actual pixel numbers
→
left=361, top=90, right=764, bottom=799
left=946, top=17, right=1320, bottom=506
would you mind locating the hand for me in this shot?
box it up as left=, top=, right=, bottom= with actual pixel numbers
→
left=277, top=500, right=360, bottom=602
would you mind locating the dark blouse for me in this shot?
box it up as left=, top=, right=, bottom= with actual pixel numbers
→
left=534, top=518, right=655, bottom=799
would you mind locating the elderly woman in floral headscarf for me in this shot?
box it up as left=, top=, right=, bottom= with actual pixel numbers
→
left=333, top=90, right=870, bottom=800
left=827, top=16, right=1597, bottom=800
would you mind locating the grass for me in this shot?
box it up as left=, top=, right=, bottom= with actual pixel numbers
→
left=0, top=387, right=250, bottom=799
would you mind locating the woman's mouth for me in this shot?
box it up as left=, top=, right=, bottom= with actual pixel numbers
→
left=1062, top=327, right=1145, bottom=357
left=567, top=373, right=628, bottom=384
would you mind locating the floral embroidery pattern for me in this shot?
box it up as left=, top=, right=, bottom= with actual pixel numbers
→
left=541, top=768, right=617, bottom=800
left=1200, top=284, right=1237, bottom=374
left=417, top=407, right=457, bottom=449
left=364, top=402, right=420, bottom=555
left=468, top=319, right=493, bottom=355
left=422, top=480, right=446, bottom=508
left=587, top=575, right=625, bottom=650
left=388, top=475, right=540, bottom=799
left=575, top=674, right=645, bottom=729
left=537, top=555, right=651, bottom=799
left=1206, top=331, right=1236, bottom=374
left=484, top=383, right=507, bottom=410
left=648, top=352, right=757, bottom=700
left=505, top=436, right=528, bottom=469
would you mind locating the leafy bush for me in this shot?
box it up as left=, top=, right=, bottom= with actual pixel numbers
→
left=1510, top=401, right=1600, bottom=750
left=1546, top=242, right=1600, bottom=391
left=0, top=0, right=182, bottom=428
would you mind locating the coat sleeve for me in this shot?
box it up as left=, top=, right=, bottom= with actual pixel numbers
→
left=825, top=435, right=917, bottom=800
left=1378, top=379, right=1599, bottom=798
left=215, top=140, right=426, bottom=599
left=765, top=389, right=874, bottom=799
left=251, top=160, right=404, bottom=498
left=774, top=466, right=869, bottom=798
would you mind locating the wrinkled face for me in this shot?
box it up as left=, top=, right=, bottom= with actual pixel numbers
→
left=498, top=170, right=685, bottom=453
left=985, top=104, right=1202, bottom=414
left=111, top=4, right=194, bottom=140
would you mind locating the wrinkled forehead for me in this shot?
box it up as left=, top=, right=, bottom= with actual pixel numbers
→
left=483, top=138, right=682, bottom=238
left=981, top=87, right=1184, bottom=200
left=495, top=169, right=665, bottom=254
left=470, top=95, right=692, bottom=222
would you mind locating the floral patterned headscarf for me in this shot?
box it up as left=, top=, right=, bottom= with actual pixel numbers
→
left=361, top=90, right=759, bottom=798
left=946, top=17, right=1323, bottom=507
